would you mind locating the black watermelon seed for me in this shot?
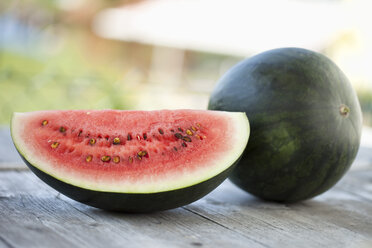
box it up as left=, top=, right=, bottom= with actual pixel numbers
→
left=182, top=136, right=192, bottom=142
left=175, top=133, right=183, bottom=139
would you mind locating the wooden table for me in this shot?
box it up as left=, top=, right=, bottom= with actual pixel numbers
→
left=1, top=127, right=371, bottom=248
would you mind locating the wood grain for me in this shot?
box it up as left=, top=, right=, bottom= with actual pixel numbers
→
left=185, top=174, right=372, bottom=247
left=0, top=169, right=371, bottom=248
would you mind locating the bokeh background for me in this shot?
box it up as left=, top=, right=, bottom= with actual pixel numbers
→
left=1, top=0, right=372, bottom=126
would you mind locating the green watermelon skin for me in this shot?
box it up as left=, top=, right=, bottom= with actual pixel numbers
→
left=208, top=47, right=362, bottom=202
left=21, top=155, right=237, bottom=212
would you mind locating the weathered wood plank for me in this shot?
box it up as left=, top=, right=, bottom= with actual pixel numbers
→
left=184, top=170, right=372, bottom=248
left=0, top=171, right=265, bottom=248
left=1, top=169, right=372, bottom=248
left=1, top=167, right=372, bottom=247
left=0, top=126, right=26, bottom=170
left=0, top=127, right=24, bottom=167
left=0, top=236, right=12, bottom=248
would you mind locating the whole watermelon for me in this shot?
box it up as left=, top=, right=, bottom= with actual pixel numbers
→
left=208, top=47, right=362, bottom=202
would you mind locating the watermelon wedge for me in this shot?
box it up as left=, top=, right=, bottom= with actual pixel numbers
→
left=11, top=110, right=249, bottom=212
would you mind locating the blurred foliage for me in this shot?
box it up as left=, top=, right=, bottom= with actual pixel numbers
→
left=0, top=0, right=135, bottom=125
left=0, top=47, right=133, bottom=124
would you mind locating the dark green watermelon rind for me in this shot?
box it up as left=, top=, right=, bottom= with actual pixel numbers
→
left=209, top=47, right=362, bottom=202
left=19, top=152, right=238, bottom=212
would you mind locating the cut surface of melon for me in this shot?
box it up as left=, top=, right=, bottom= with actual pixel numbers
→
left=11, top=110, right=249, bottom=193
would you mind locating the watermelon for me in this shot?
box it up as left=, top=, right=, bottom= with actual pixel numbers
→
left=11, top=109, right=249, bottom=212
left=208, top=47, right=362, bottom=202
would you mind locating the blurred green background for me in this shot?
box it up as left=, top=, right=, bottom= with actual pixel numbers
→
left=1, top=0, right=372, bottom=125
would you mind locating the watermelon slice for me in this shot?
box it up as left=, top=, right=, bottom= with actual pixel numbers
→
left=11, top=110, right=249, bottom=212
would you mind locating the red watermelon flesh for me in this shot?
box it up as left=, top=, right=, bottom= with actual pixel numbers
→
left=11, top=110, right=249, bottom=194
